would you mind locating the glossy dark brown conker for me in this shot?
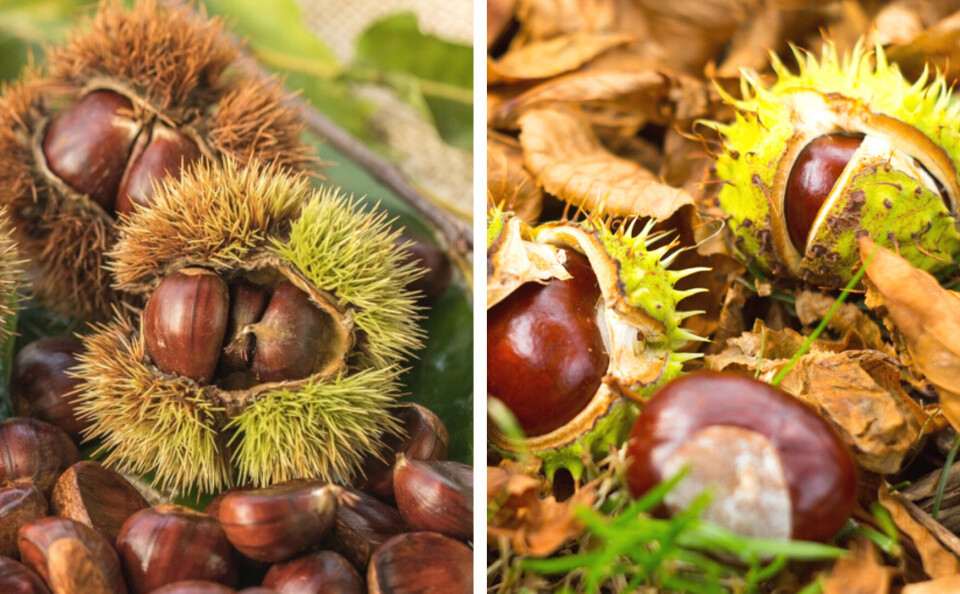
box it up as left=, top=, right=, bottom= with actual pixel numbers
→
left=487, top=249, right=608, bottom=436
left=784, top=133, right=863, bottom=252
left=0, top=418, right=79, bottom=496
left=115, top=504, right=236, bottom=594
left=41, top=90, right=139, bottom=211
left=626, top=371, right=857, bottom=542
left=262, top=551, right=363, bottom=594
left=11, top=337, right=87, bottom=441
left=143, top=268, right=230, bottom=384
left=218, top=480, right=338, bottom=563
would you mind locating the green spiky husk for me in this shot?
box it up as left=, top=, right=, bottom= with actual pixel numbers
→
left=713, top=40, right=960, bottom=283
left=488, top=215, right=704, bottom=480
left=74, top=161, right=424, bottom=493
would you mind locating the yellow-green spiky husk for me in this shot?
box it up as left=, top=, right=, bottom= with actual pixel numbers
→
left=488, top=214, right=705, bottom=481
left=712, top=39, right=960, bottom=284
left=0, top=3, right=317, bottom=320
left=0, top=208, right=25, bottom=349
left=73, top=160, right=424, bottom=493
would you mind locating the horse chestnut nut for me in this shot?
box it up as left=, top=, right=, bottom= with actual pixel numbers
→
left=487, top=249, right=607, bottom=436
left=626, top=371, right=857, bottom=542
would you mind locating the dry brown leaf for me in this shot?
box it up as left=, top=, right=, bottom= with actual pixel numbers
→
left=490, top=69, right=668, bottom=128
left=902, top=575, right=960, bottom=594
left=795, top=290, right=892, bottom=355
left=885, top=9, right=960, bottom=85
left=822, top=536, right=895, bottom=594
left=860, top=237, right=960, bottom=431
left=487, top=463, right=596, bottom=557
left=707, top=322, right=922, bottom=474
left=488, top=0, right=518, bottom=49
left=879, top=487, right=960, bottom=579
left=487, top=132, right=543, bottom=223
left=518, top=107, right=694, bottom=218
left=489, top=33, right=635, bottom=83
left=715, top=2, right=785, bottom=77
left=514, top=0, right=641, bottom=42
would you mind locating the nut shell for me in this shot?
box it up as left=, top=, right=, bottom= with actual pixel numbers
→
left=219, top=481, right=338, bottom=563
left=330, top=487, right=407, bottom=568
left=0, top=556, right=51, bottom=594
left=11, top=337, right=87, bottom=440
left=626, top=371, right=857, bottom=542
left=0, top=485, right=47, bottom=558
left=0, top=418, right=79, bottom=496
left=17, top=517, right=127, bottom=594
left=393, top=456, right=472, bottom=540
left=50, top=461, right=148, bottom=543
left=262, top=551, right=363, bottom=594
left=367, top=532, right=471, bottom=594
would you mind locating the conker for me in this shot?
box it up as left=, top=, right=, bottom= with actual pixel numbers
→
left=50, top=461, right=149, bottom=543
left=487, top=249, right=608, bottom=436
left=11, top=337, right=87, bottom=441
left=0, top=418, right=79, bottom=496
left=262, top=551, right=363, bottom=594
left=393, top=456, right=472, bottom=541
left=784, top=133, right=864, bottom=251
left=18, top=517, right=127, bottom=594
left=0, top=556, right=51, bottom=594
left=115, top=504, right=236, bottom=594
left=143, top=268, right=230, bottom=384
left=218, top=480, right=338, bottom=563
left=367, top=532, right=472, bottom=594
left=0, top=484, right=47, bottom=558
left=626, top=371, right=857, bottom=542
left=41, top=90, right=139, bottom=211
left=356, top=404, right=449, bottom=502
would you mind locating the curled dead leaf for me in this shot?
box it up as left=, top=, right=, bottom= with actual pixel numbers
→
left=488, top=132, right=543, bottom=223
left=487, top=463, right=597, bottom=557
left=489, top=33, right=635, bottom=83
left=518, top=107, right=694, bottom=218
left=879, top=487, right=960, bottom=579
left=822, top=536, right=895, bottom=594
left=860, top=237, right=960, bottom=432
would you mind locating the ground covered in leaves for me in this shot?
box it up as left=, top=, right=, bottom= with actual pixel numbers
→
left=487, top=1, right=960, bottom=592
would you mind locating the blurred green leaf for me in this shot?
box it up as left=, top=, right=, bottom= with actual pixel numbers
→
left=0, top=0, right=82, bottom=81
left=353, top=12, right=472, bottom=150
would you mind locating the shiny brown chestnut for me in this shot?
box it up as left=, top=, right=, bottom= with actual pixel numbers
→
left=0, top=556, right=51, bottom=594
left=219, top=280, right=270, bottom=375
left=356, top=404, right=449, bottom=502
left=115, top=123, right=203, bottom=214
left=115, top=504, right=236, bottom=594
left=626, top=371, right=858, bottom=542
left=784, top=133, right=863, bottom=252
left=262, top=551, right=363, bottom=594
left=330, top=487, right=407, bottom=568
left=367, top=532, right=472, bottom=594
left=143, top=268, right=230, bottom=384
left=18, top=517, right=126, bottom=594
left=393, top=456, right=472, bottom=541
left=396, top=235, right=451, bottom=303
left=11, top=337, right=88, bottom=441
left=41, top=90, right=140, bottom=211
left=250, top=282, right=328, bottom=383
left=50, top=461, right=148, bottom=543
left=148, top=582, right=237, bottom=594
left=0, top=418, right=79, bottom=495
left=0, top=484, right=47, bottom=558
left=219, top=481, right=338, bottom=563
left=487, top=249, right=608, bottom=436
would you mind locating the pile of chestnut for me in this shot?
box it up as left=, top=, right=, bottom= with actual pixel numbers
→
left=0, top=338, right=473, bottom=594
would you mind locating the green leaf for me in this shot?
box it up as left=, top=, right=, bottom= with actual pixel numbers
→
left=353, top=12, right=472, bottom=149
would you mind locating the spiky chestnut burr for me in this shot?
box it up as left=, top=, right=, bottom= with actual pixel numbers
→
left=0, top=209, right=24, bottom=349
left=708, top=40, right=960, bottom=287
left=0, top=1, right=315, bottom=320
left=486, top=207, right=706, bottom=480
left=71, top=160, right=424, bottom=494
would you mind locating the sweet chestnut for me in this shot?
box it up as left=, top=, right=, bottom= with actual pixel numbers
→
left=487, top=249, right=608, bottom=436
left=367, top=532, right=472, bottom=594
left=0, top=556, right=51, bottom=594
left=50, top=461, right=149, bottom=543
left=0, top=485, right=47, bottom=558
left=18, top=517, right=127, bottom=593
left=11, top=337, right=88, bottom=441
left=0, top=418, right=79, bottom=496
left=262, top=551, right=363, bottom=594
left=393, top=456, right=472, bottom=541
left=626, top=371, right=857, bottom=542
